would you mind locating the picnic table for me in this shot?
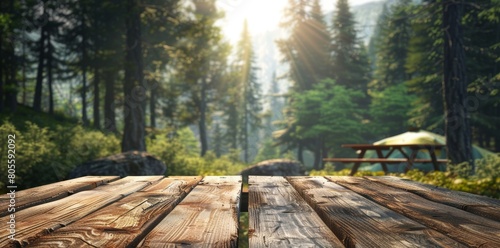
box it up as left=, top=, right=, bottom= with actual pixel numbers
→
left=2, top=175, right=500, bottom=247
left=324, top=144, right=448, bottom=175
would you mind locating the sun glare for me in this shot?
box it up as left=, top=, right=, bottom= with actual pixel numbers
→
left=218, top=0, right=287, bottom=43
left=218, top=0, right=378, bottom=44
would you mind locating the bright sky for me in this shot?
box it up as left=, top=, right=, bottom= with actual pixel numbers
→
left=217, top=0, right=382, bottom=43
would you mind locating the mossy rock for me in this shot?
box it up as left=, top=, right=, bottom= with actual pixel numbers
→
left=68, top=151, right=166, bottom=178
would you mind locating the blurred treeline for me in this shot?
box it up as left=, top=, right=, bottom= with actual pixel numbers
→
left=274, top=0, right=500, bottom=169
left=0, top=0, right=499, bottom=179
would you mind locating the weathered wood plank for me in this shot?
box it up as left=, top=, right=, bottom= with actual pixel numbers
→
left=288, top=176, right=466, bottom=248
left=248, top=176, right=343, bottom=248
left=0, top=176, right=163, bottom=247
left=138, top=176, right=242, bottom=248
left=0, top=176, right=119, bottom=217
left=327, top=176, right=500, bottom=248
left=28, top=176, right=201, bottom=248
left=365, top=176, right=500, bottom=222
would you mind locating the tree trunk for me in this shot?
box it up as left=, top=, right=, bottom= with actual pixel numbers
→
left=33, top=23, right=46, bottom=112
left=297, top=142, right=304, bottom=164
left=122, top=0, right=146, bottom=152
left=495, top=135, right=500, bottom=153
left=93, top=66, right=100, bottom=129
left=321, top=139, right=328, bottom=170
left=149, top=80, right=156, bottom=128
left=199, top=77, right=208, bottom=157
left=92, top=5, right=100, bottom=129
left=104, top=70, right=116, bottom=133
left=0, top=27, right=4, bottom=112
left=81, top=6, right=89, bottom=126
left=22, top=32, right=27, bottom=105
left=442, top=0, right=474, bottom=171
left=243, top=104, right=249, bottom=163
left=47, top=34, right=54, bottom=115
left=313, top=138, right=321, bottom=170
left=4, top=0, right=17, bottom=112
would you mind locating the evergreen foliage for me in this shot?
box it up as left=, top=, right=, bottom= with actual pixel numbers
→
left=1, top=0, right=499, bottom=180
left=370, top=1, right=412, bottom=91
left=235, top=20, right=262, bottom=162
left=330, top=0, right=371, bottom=94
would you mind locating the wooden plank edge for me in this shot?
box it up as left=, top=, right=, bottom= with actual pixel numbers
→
left=138, top=176, right=242, bottom=247
left=364, top=176, right=500, bottom=222
left=327, top=176, right=500, bottom=247
left=25, top=177, right=201, bottom=248
left=287, top=176, right=466, bottom=248
left=2, top=176, right=164, bottom=247
left=0, top=176, right=120, bottom=217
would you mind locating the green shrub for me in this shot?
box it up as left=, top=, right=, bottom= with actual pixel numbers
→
left=0, top=122, right=58, bottom=190
left=63, top=125, right=121, bottom=165
left=147, top=128, right=249, bottom=176
left=0, top=121, right=121, bottom=192
left=312, top=155, right=500, bottom=199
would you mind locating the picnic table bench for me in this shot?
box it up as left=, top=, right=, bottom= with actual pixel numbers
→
left=324, top=144, right=448, bottom=175
left=2, top=175, right=500, bottom=247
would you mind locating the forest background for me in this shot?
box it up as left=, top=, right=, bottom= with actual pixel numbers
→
left=0, top=0, right=499, bottom=197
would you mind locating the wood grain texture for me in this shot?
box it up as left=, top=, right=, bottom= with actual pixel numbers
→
left=248, top=176, right=343, bottom=248
left=28, top=176, right=201, bottom=248
left=138, top=176, right=242, bottom=248
left=327, top=176, right=500, bottom=248
left=0, top=176, right=119, bottom=217
left=0, top=176, right=163, bottom=247
left=287, top=176, right=466, bottom=248
left=365, top=176, right=500, bottom=222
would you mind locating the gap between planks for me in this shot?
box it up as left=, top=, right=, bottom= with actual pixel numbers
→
left=138, top=176, right=242, bottom=248
left=248, top=176, right=344, bottom=248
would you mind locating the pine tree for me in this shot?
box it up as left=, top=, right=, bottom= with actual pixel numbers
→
left=275, top=0, right=332, bottom=164
left=0, top=0, right=22, bottom=112
left=368, top=0, right=414, bottom=138
left=235, top=20, right=262, bottom=163
left=442, top=0, right=473, bottom=168
left=122, top=0, right=146, bottom=152
left=406, top=1, right=444, bottom=129
left=371, top=0, right=412, bottom=91
left=32, top=0, right=48, bottom=113
left=175, top=0, right=228, bottom=156
left=330, top=0, right=371, bottom=109
left=462, top=0, right=500, bottom=152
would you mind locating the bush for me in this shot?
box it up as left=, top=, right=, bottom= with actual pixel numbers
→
left=147, top=129, right=248, bottom=176
left=0, top=122, right=57, bottom=190
left=312, top=155, right=500, bottom=199
left=0, top=121, right=121, bottom=192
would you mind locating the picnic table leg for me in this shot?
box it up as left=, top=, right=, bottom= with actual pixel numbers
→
left=349, top=150, right=366, bottom=176
left=376, top=149, right=389, bottom=175
left=404, top=149, right=419, bottom=173
left=429, top=148, right=440, bottom=171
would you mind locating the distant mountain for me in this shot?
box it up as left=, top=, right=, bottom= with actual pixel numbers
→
left=351, top=1, right=386, bottom=45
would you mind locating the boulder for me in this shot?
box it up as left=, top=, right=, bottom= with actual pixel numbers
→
left=68, top=151, right=166, bottom=178
left=240, top=159, right=306, bottom=183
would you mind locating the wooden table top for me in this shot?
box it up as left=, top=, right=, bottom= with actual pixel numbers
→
left=1, top=175, right=500, bottom=247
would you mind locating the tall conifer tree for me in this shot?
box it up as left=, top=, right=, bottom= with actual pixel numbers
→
left=236, top=20, right=262, bottom=163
